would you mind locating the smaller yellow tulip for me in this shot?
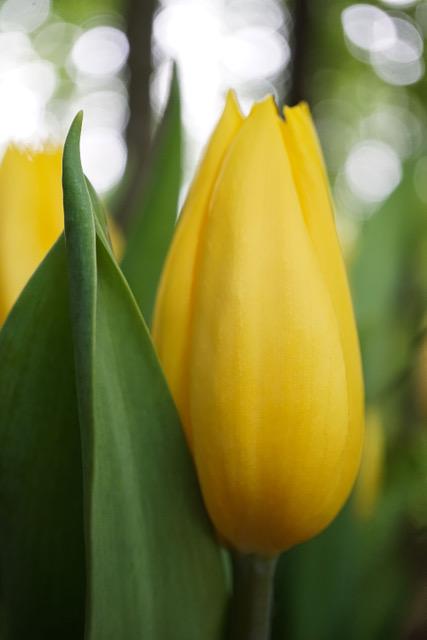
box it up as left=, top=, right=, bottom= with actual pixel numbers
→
left=0, top=145, right=122, bottom=325
left=354, top=410, right=384, bottom=520
left=0, top=146, right=63, bottom=325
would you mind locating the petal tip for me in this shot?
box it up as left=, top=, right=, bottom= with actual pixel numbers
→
left=249, top=94, right=281, bottom=124
left=224, top=89, right=243, bottom=120
left=283, top=101, right=311, bottom=120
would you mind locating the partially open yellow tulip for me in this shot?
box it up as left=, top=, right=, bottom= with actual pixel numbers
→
left=153, top=93, right=364, bottom=555
left=0, top=146, right=63, bottom=325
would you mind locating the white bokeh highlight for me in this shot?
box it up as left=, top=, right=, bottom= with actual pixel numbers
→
left=222, top=27, right=289, bottom=81
left=80, top=127, right=127, bottom=194
left=152, top=0, right=288, bottom=182
left=370, top=16, right=424, bottom=86
left=345, top=140, right=402, bottom=203
left=0, top=5, right=130, bottom=193
left=342, top=5, right=396, bottom=54
left=342, top=6, right=424, bottom=86
left=71, top=26, right=129, bottom=78
left=0, top=0, right=50, bottom=33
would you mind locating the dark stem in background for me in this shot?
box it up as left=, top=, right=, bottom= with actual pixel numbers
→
left=288, top=0, right=309, bottom=105
left=229, top=553, right=278, bottom=640
left=115, top=0, right=157, bottom=229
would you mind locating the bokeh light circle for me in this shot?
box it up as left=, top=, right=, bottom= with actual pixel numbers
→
left=345, top=140, right=402, bottom=202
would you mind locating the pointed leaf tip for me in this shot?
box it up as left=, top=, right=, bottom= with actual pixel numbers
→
left=166, top=62, right=180, bottom=110
left=171, top=60, right=179, bottom=83
left=64, top=111, right=84, bottom=161
left=62, top=110, right=87, bottom=199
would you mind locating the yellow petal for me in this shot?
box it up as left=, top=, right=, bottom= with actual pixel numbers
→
left=282, top=104, right=364, bottom=517
left=152, top=91, right=244, bottom=442
left=0, top=145, right=124, bottom=326
left=0, top=146, right=63, bottom=325
left=188, top=98, right=350, bottom=554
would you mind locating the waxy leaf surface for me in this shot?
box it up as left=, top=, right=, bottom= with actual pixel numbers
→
left=0, top=240, right=85, bottom=639
left=122, top=66, right=182, bottom=326
left=63, top=113, right=227, bottom=640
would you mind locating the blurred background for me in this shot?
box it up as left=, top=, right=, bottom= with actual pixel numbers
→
left=0, top=0, right=426, bottom=637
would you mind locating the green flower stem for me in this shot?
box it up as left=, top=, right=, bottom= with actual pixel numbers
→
left=229, top=552, right=278, bottom=640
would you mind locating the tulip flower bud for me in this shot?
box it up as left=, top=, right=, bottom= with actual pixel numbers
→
left=0, top=145, right=122, bottom=325
left=153, top=93, right=364, bottom=554
left=0, top=146, right=63, bottom=324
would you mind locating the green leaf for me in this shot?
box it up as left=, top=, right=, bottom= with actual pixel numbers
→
left=86, top=177, right=115, bottom=253
left=63, top=114, right=228, bottom=639
left=0, top=240, right=85, bottom=639
left=121, top=65, right=182, bottom=326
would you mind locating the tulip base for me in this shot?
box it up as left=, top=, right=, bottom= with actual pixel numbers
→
left=229, top=552, right=278, bottom=640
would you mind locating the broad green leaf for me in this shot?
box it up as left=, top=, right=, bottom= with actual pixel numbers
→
left=86, top=177, right=115, bottom=253
left=121, top=65, right=182, bottom=326
left=0, top=240, right=85, bottom=639
left=63, top=114, right=228, bottom=639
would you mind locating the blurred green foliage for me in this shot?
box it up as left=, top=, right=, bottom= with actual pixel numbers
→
left=52, top=0, right=123, bottom=23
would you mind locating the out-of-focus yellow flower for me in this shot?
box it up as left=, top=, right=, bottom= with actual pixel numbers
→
left=0, top=146, right=63, bottom=325
left=0, top=145, right=122, bottom=325
left=354, top=410, right=384, bottom=520
left=153, top=93, right=365, bottom=555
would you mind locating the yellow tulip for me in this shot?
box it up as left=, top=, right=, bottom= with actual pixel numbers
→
left=153, top=93, right=365, bottom=555
left=0, top=146, right=63, bottom=325
left=0, top=145, right=122, bottom=326
left=354, top=410, right=384, bottom=520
